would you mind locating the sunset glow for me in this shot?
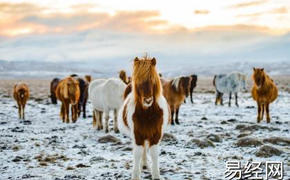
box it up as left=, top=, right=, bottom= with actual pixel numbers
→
left=0, top=0, right=289, bottom=36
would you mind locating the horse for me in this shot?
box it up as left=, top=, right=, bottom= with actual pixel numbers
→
left=189, top=74, right=198, bottom=103
left=13, top=83, right=30, bottom=119
left=89, top=78, right=126, bottom=133
left=55, top=77, right=80, bottom=123
left=118, top=56, right=170, bottom=180
left=69, top=75, right=89, bottom=118
left=161, top=76, right=191, bottom=125
left=50, top=78, right=60, bottom=104
left=119, top=70, right=131, bottom=85
left=213, top=72, right=247, bottom=107
left=251, top=68, right=278, bottom=123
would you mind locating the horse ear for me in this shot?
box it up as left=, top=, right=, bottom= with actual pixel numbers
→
left=151, top=57, right=156, bottom=65
left=253, top=67, right=256, bottom=71
left=261, top=68, right=264, bottom=71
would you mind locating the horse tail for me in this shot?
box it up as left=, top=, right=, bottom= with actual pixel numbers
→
left=63, top=81, right=69, bottom=99
left=213, top=75, right=217, bottom=87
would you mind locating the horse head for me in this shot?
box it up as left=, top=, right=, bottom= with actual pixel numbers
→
left=252, top=68, right=265, bottom=88
left=132, top=56, right=161, bottom=109
left=65, top=77, right=80, bottom=105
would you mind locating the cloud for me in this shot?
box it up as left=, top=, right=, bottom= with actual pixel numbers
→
left=229, top=0, right=268, bottom=9
left=237, top=6, right=289, bottom=17
left=0, top=2, right=170, bottom=36
left=194, top=10, right=210, bottom=15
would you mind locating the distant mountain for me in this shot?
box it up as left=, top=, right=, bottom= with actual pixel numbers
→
left=0, top=58, right=289, bottom=79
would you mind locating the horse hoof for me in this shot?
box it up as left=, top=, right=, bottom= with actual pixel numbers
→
left=175, top=121, right=180, bottom=125
left=142, top=165, right=147, bottom=169
left=105, top=129, right=109, bottom=133
left=114, top=129, right=120, bottom=134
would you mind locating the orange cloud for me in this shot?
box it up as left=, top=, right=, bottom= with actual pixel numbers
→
left=237, top=6, right=289, bottom=17
left=229, top=0, right=268, bottom=8
left=194, top=10, right=210, bottom=15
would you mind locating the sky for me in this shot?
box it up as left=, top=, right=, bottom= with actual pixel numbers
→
left=0, top=0, right=289, bottom=64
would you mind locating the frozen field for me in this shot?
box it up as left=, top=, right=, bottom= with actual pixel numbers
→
left=0, top=91, right=289, bottom=180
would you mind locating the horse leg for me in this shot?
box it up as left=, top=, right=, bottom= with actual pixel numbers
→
left=113, top=109, right=119, bottom=133
left=83, top=101, right=86, bottom=119
left=141, top=147, right=148, bottom=169
left=96, top=111, right=102, bottom=130
left=228, top=92, right=232, bottom=107
left=175, top=106, right=180, bottom=125
left=266, top=103, right=271, bottom=123
left=17, top=102, right=21, bottom=119
left=93, top=110, right=97, bottom=128
left=220, top=93, right=224, bottom=105
left=171, top=107, right=175, bottom=125
left=22, top=104, right=25, bottom=120
left=132, top=144, right=143, bottom=180
left=99, top=111, right=103, bottom=129
left=65, top=102, right=70, bottom=123
left=257, top=102, right=261, bottom=123
left=215, top=93, right=218, bottom=105
left=60, top=103, right=65, bottom=122
left=105, top=111, right=109, bottom=133
left=149, top=144, right=160, bottom=179
left=72, top=105, right=77, bottom=123
left=261, top=104, right=265, bottom=121
left=235, top=92, right=239, bottom=107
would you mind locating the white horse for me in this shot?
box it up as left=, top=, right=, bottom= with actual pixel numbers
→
left=88, top=78, right=126, bottom=133
left=213, top=72, right=247, bottom=107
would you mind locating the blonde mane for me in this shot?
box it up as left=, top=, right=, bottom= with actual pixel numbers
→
left=132, top=56, right=162, bottom=99
left=171, top=77, right=181, bottom=89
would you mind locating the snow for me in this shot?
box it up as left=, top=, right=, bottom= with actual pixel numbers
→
left=0, top=92, right=289, bottom=179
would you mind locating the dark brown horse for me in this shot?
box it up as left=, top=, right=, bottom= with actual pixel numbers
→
left=13, top=83, right=30, bottom=119
left=70, top=74, right=89, bottom=118
left=189, top=74, right=198, bottom=103
left=56, top=77, right=80, bottom=123
left=50, top=78, right=60, bottom=104
left=252, top=68, right=278, bottom=123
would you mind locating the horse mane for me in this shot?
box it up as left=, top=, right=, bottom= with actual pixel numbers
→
left=171, top=77, right=181, bottom=90
left=132, top=56, right=161, bottom=99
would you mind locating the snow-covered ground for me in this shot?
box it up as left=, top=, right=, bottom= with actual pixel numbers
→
left=0, top=92, right=289, bottom=180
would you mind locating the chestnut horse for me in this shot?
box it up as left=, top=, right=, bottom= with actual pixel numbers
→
left=118, top=57, right=170, bottom=180
left=162, top=76, right=191, bottom=125
left=13, top=83, right=30, bottom=119
left=56, top=77, right=80, bottom=123
left=50, top=78, right=60, bottom=104
left=251, top=68, right=278, bottom=123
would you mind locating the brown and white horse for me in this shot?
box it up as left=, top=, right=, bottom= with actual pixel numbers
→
left=162, top=76, right=191, bottom=125
left=118, top=56, right=170, bottom=180
left=13, top=83, right=30, bottom=119
left=252, top=68, right=278, bottom=123
left=56, top=77, right=80, bottom=123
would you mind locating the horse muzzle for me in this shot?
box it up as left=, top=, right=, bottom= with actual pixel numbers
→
left=143, top=97, right=153, bottom=108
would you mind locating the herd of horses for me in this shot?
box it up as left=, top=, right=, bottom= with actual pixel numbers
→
left=12, top=56, right=278, bottom=179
